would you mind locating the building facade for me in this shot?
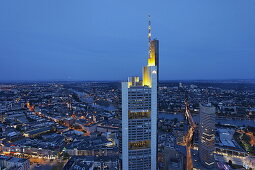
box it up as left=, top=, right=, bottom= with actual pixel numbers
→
left=0, top=155, right=30, bottom=170
left=199, top=103, right=216, bottom=168
left=121, top=18, right=159, bottom=170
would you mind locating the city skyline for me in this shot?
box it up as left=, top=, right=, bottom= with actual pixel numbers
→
left=0, top=1, right=255, bottom=170
left=1, top=0, right=255, bottom=81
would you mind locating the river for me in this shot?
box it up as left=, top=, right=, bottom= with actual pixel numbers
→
left=159, top=112, right=255, bottom=127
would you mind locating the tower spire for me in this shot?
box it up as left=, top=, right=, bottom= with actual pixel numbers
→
left=148, top=15, right=151, bottom=43
left=148, top=15, right=152, bottom=59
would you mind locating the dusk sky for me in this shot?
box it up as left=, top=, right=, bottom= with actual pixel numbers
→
left=0, top=0, right=255, bottom=81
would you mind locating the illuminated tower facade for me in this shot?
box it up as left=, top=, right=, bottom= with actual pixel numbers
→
left=199, top=103, right=215, bottom=168
left=121, top=17, right=159, bottom=170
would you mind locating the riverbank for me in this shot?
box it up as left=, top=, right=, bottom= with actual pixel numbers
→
left=159, top=112, right=255, bottom=127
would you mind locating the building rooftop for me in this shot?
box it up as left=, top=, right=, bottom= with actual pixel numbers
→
left=218, top=128, right=235, bottom=148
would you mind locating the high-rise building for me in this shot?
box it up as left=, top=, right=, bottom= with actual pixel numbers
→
left=121, top=17, right=159, bottom=170
left=199, top=103, right=216, bottom=168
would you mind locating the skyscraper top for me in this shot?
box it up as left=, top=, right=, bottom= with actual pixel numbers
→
left=127, top=16, right=159, bottom=88
left=147, top=16, right=159, bottom=68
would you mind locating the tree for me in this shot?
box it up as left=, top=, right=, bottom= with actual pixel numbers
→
left=62, top=152, right=70, bottom=160
left=228, top=160, right=232, bottom=166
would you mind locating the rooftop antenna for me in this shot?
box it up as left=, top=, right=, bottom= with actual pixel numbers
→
left=148, top=15, right=152, bottom=58
left=148, top=15, right=152, bottom=43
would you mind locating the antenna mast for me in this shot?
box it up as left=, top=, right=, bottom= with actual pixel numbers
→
left=148, top=15, right=152, bottom=58
left=148, top=15, right=151, bottom=43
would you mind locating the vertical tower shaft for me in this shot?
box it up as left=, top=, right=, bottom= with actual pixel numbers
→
left=121, top=16, right=159, bottom=170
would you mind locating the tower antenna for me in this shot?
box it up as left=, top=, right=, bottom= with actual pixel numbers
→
left=148, top=15, right=151, bottom=43
left=148, top=15, right=152, bottom=58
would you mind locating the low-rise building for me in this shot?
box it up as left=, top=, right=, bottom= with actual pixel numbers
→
left=0, top=155, right=30, bottom=170
left=62, top=155, right=119, bottom=170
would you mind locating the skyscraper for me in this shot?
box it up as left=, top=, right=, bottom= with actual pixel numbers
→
left=121, top=17, right=159, bottom=170
left=199, top=103, right=216, bottom=168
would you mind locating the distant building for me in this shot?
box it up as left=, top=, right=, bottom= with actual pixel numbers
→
left=0, top=112, right=5, bottom=123
left=199, top=103, right=216, bottom=168
left=179, top=82, right=183, bottom=88
left=0, top=155, right=30, bottom=170
left=163, top=147, right=184, bottom=170
left=62, top=155, right=119, bottom=170
left=215, top=128, right=247, bottom=158
left=63, top=117, right=75, bottom=127
left=23, top=126, right=53, bottom=138
left=121, top=16, right=159, bottom=170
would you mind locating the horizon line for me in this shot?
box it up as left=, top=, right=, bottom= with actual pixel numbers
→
left=0, top=78, right=255, bottom=83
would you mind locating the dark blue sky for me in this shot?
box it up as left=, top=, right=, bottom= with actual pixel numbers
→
left=0, top=0, right=255, bottom=81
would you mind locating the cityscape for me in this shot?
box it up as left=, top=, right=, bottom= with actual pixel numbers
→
left=1, top=1, right=255, bottom=170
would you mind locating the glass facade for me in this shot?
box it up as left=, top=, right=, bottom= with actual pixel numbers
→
left=127, top=87, right=152, bottom=170
left=199, top=103, right=216, bottom=168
